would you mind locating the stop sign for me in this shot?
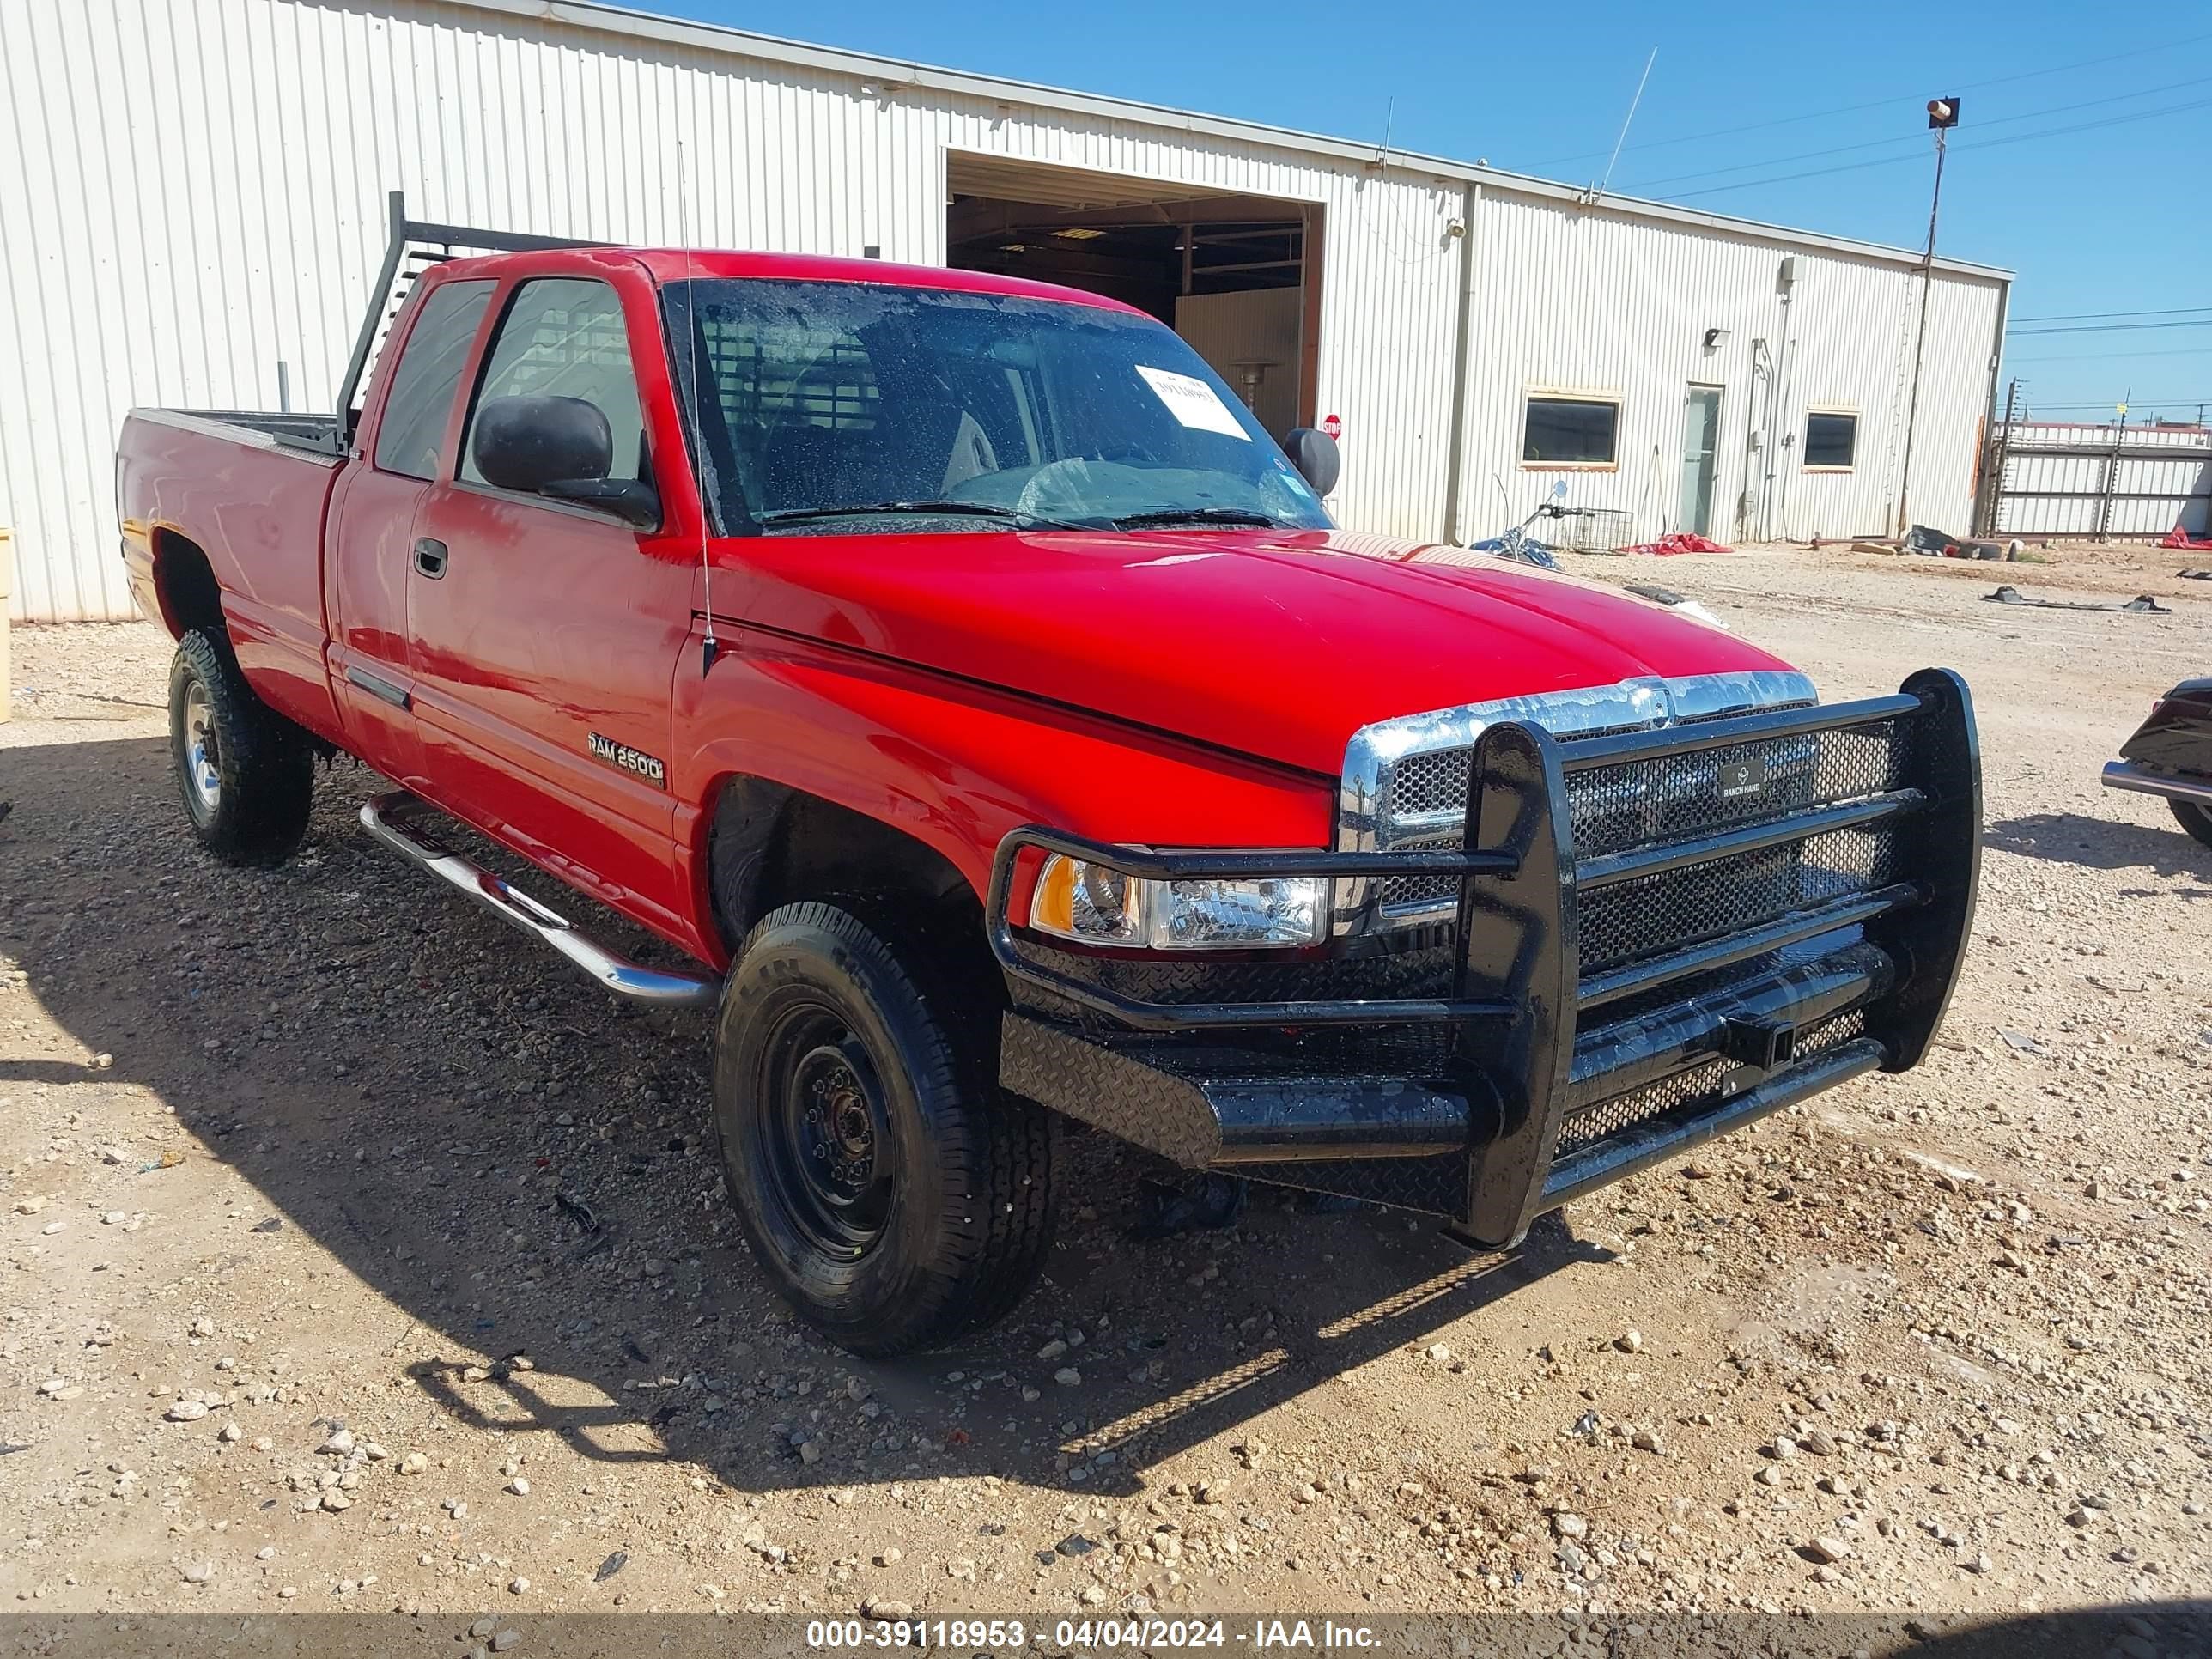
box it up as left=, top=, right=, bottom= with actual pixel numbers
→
left=1322, top=412, right=1343, bottom=441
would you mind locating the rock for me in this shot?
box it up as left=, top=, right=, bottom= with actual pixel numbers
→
left=508, top=1477, right=531, bottom=1496
left=217, top=1422, right=242, bottom=1443
left=38, top=1377, right=68, bottom=1397
left=595, top=1550, right=629, bottom=1582
left=862, top=1597, right=915, bottom=1620
left=491, top=1632, right=521, bottom=1653
left=470, top=1619, right=495, bottom=1638
left=1770, top=1437, right=1798, bottom=1460
left=256, top=1547, right=275, bottom=1561
left=1800, top=1429, right=1836, bottom=1456
left=320, top=1491, right=351, bottom=1513
left=1553, top=1513, right=1588, bottom=1539
left=874, top=1549, right=902, bottom=1566
left=1054, top=1367, right=1082, bottom=1387
left=189, top=1316, right=216, bottom=1339
left=362, top=1443, right=388, bottom=1461
left=1807, top=1536, right=1851, bottom=1564
left=182, top=1562, right=216, bottom=1585
left=1055, top=1534, right=1097, bottom=1557
left=1424, top=1343, right=1453, bottom=1364
left=845, top=1377, right=871, bottom=1403
left=400, top=1452, right=428, bottom=1475
left=508, top=1576, right=529, bottom=1595
left=166, top=1401, right=210, bottom=1422
left=1964, top=1553, right=1990, bottom=1575
left=1755, top=1466, right=1783, bottom=1486
left=1632, top=1427, right=1664, bottom=1453
left=319, top=1428, right=355, bottom=1454
left=14, top=1197, right=45, bottom=1215
left=1037, top=1340, right=1068, bottom=1361
left=1615, top=1330, right=1644, bottom=1354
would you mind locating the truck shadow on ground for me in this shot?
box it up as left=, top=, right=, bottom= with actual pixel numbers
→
left=1984, top=810, right=2212, bottom=885
left=0, top=730, right=1604, bottom=1503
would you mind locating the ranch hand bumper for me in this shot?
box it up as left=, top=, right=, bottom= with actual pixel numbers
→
left=989, top=669, right=1980, bottom=1247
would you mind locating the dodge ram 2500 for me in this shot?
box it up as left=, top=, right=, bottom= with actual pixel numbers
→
left=117, top=206, right=1981, bottom=1356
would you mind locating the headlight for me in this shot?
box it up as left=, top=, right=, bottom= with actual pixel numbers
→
left=1027, top=855, right=1325, bottom=949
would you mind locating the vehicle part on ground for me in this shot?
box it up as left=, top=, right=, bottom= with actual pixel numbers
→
left=712, top=902, right=1057, bottom=1354
left=166, top=629, right=314, bottom=866
left=359, top=793, right=717, bottom=1008
left=2171, top=800, right=2212, bottom=849
left=1986, top=586, right=2170, bottom=613
left=994, top=669, right=1979, bottom=1249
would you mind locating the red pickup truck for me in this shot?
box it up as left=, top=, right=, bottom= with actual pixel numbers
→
left=117, top=208, right=1981, bottom=1356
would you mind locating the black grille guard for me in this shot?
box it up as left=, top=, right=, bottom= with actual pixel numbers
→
left=987, top=668, right=1980, bottom=1246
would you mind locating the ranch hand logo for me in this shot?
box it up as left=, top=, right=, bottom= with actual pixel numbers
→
left=587, top=732, right=665, bottom=787
left=1717, top=756, right=1767, bottom=802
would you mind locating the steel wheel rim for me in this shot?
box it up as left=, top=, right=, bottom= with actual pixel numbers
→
left=753, top=1001, right=895, bottom=1257
left=183, top=682, right=221, bottom=816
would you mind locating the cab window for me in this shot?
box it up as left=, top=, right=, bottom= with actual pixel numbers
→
left=461, top=279, right=647, bottom=487
left=371, top=280, right=495, bottom=480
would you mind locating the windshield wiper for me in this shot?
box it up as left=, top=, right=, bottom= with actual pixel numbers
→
left=1112, top=507, right=1287, bottom=530
left=758, top=501, right=1091, bottom=530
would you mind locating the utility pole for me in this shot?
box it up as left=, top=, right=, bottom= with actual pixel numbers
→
left=1895, top=95, right=1960, bottom=537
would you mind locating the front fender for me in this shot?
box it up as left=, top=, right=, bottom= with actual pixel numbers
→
left=667, top=625, right=1335, bottom=963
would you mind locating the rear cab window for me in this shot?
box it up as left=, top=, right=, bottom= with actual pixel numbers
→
left=371, top=280, right=495, bottom=479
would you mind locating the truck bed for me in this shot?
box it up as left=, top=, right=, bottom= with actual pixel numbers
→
left=116, top=404, right=350, bottom=741
left=155, top=408, right=345, bottom=455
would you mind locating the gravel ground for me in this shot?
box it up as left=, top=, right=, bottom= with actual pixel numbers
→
left=0, top=543, right=2208, bottom=1642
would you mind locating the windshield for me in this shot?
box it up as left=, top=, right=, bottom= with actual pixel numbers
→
left=662, top=279, right=1332, bottom=536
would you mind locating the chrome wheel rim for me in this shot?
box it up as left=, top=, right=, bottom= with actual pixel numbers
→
left=183, top=682, right=221, bottom=816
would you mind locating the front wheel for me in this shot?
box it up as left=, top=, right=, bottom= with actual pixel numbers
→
left=711, top=902, right=1057, bottom=1356
left=2172, top=799, right=2212, bottom=850
left=167, top=629, right=315, bottom=866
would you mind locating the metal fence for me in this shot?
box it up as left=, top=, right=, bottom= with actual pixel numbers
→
left=1977, top=419, right=2211, bottom=541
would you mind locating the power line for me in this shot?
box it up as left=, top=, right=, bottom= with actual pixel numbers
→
left=1658, top=95, right=2212, bottom=202
left=1525, top=30, right=2212, bottom=169
left=2011, top=305, right=2212, bottom=324
left=2011, top=319, right=2212, bottom=337
left=1627, top=73, right=2212, bottom=191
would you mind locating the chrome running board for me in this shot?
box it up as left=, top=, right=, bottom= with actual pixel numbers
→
left=359, top=792, right=717, bottom=1009
left=2102, top=759, right=2212, bottom=807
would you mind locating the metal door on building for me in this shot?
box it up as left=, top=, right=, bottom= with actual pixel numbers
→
left=1679, top=386, right=1723, bottom=537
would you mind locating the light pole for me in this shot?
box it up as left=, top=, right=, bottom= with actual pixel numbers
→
left=1896, top=94, right=1960, bottom=537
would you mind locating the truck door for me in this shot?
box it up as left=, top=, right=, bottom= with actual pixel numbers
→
left=407, top=273, right=696, bottom=938
left=325, top=277, right=495, bottom=785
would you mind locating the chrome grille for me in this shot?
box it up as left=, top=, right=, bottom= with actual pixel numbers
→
left=1336, top=671, right=1821, bottom=935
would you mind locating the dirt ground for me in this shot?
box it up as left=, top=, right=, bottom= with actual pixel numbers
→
left=1, top=541, right=2208, bottom=1641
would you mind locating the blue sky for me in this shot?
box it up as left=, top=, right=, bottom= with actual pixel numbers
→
left=672, top=0, right=2212, bottom=424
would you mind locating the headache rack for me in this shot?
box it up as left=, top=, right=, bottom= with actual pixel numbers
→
left=989, top=668, right=1979, bottom=1247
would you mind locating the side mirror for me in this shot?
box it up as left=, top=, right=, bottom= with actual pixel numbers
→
left=474, top=395, right=613, bottom=491
left=1550, top=480, right=1569, bottom=501
left=1284, top=427, right=1340, bottom=497
left=471, top=395, right=661, bottom=530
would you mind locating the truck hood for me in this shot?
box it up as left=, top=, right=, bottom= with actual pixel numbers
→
left=729, top=526, right=1802, bottom=779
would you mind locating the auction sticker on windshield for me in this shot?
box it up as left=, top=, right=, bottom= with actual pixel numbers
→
left=1134, top=365, right=1251, bottom=440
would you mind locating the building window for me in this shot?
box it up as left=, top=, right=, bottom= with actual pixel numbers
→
left=1804, top=410, right=1858, bottom=470
left=1523, top=395, right=1620, bottom=465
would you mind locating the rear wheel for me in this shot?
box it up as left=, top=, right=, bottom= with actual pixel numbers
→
left=2172, top=799, right=2212, bottom=851
left=167, top=629, right=314, bottom=866
left=711, top=902, right=1056, bottom=1356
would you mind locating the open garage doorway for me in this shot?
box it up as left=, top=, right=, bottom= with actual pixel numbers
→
left=945, top=154, right=1321, bottom=443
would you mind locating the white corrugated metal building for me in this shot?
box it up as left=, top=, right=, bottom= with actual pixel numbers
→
left=1, top=0, right=2011, bottom=622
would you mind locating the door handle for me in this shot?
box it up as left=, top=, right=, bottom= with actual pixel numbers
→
left=414, top=538, right=449, bottom=579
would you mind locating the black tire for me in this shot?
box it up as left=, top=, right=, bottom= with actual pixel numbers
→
left=2172, top=799, right=2212, bottom=851
left=711, top=902, right=1057, bottom=1356
left=167, top=629, right=315, bottom=867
